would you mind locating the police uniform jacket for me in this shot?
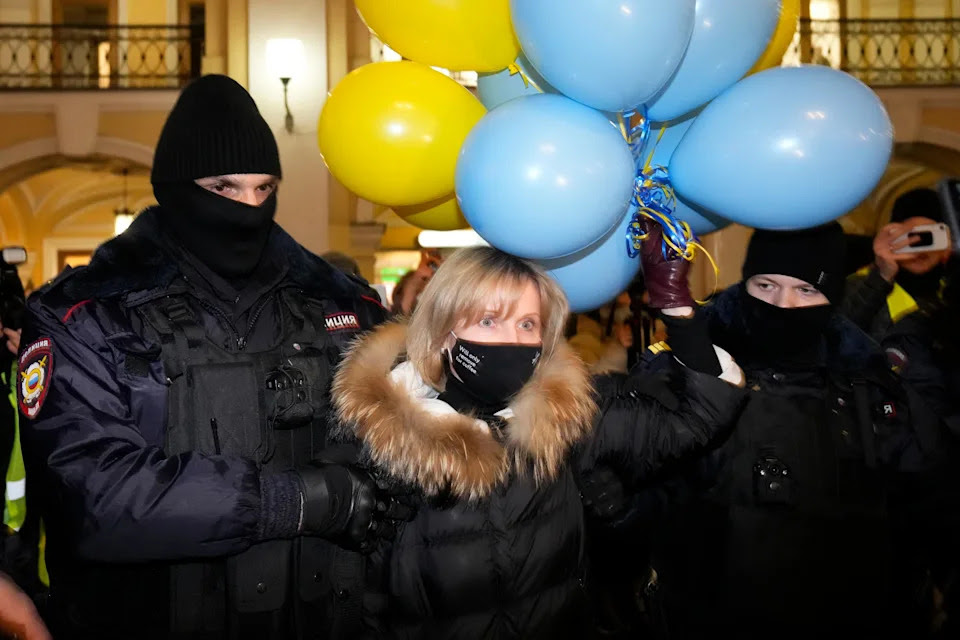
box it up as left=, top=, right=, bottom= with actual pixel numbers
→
left=18, top=208, right=386, bottom=638
left=651, top=284, right=945, bottom=638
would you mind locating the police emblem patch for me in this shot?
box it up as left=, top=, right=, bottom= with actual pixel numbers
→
left=325, top=312, right=360, bottom=332
left=18, top=338, right=53, bottom=419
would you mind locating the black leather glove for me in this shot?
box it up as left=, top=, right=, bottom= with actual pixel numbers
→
left=297, top=445, right=419, bottom=554
left=579, top=466, right=627, bottom=522
left=297, top=462, right=378, bottom=550
left=659, top=311, right=722, bottom=376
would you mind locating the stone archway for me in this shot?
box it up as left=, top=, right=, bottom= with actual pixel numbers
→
left=0, top=137, right=152, bottom=196
left=841, top=141, right=960, bottom=235
left=0, top=150, right=152, bottom=285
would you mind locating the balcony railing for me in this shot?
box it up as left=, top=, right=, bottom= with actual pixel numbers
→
left=0, top=23, right=204, bottom=90
left=787, top=18, right=960, bottom=87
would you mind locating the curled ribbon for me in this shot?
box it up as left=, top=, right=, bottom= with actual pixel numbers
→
left=507, top=63, right=544, bottom=93
left=625, top=165, right=720, bottom=303
left=617, top=109, right=652, bottom=170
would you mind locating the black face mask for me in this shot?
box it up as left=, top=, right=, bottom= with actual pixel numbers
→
left=445, top=336, right=542, bottom=410
left=741, top=293, right=832, bottom=369
left=153, top=182, right=277, bottom=279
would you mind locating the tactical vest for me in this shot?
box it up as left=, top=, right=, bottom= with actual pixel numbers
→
left=134, top=288, right=365, bottom=640
left=706, top=370, right=899, bottom=630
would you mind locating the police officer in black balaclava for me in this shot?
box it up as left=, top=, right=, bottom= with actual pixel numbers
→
left=19, top=75, right=406, bottom=639
left=639, top=222, right=945, bottom=639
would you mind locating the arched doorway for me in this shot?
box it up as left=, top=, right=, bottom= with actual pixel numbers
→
left=843, top=142, right=960, bottom=235
left=0, top=153, right=152, bottom=287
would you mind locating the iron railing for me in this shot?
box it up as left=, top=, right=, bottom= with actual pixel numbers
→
left=788, top=18, right=960, bottom=86
left=0, top=23, right=203, bottom=90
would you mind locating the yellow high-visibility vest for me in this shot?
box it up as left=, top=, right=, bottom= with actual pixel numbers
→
left=854, top=267, right=920, bottom=324
left=3, top=361, right=48, bottom=586
left=3, top=362, right=25, bottom=532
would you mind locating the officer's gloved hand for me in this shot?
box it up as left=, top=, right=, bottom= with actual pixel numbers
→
left=297, top=461, right=378, bottom=551
left=579, top=466, right=627, bottom=522
left=638, top=221, right=694, bottom=311
left=297, top=445, right=418, bottom=554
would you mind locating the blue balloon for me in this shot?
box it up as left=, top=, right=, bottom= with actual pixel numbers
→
left=456, top=94, right=636, bottom=260
left=477, top=55, right=623, bottom=131
left=477, top=54, right=553, bottom=110
left=540, top=207, right=640, bottom=313
left=510, top=0, right=696, bottom=113
left=647, top=0, right=780, bottom=122
left=643, top=113, right=730, bottom=236
left=670, top=65, right=894, bottom=230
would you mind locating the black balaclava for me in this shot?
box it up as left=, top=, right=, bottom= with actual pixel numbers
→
left=889, top=188, right=945, bottom=300
left=739, top=222, right=846, bottom=368
left=150, top=74, right=282, bottom=279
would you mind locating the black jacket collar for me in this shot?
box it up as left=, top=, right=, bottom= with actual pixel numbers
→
left=705, top=284, right=887, bottom=376
left=58, top=207, right=372, bottom=305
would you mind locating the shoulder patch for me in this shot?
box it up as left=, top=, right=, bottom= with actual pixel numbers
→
left=325, top=312, right=361, bottom=332
left=18, top=338, right=54, bottom=419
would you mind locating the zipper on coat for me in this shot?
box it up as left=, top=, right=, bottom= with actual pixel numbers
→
left=237, top=295, right=273, bottom=351
left=192, top=295, right=242, bottom=349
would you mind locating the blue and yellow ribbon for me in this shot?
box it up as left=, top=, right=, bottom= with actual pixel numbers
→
left=624, top=163, right=720, bottom=303
left=617, top=108, right=652, bottom=170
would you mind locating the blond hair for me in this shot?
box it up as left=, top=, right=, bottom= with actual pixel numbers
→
left=407, top=246, right=569, bottom=387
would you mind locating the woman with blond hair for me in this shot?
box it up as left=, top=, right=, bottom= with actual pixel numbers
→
left=331, top=228, right=745, bottom=639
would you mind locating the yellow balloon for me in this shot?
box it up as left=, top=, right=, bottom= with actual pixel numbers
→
left=319, top=61, right=486, bottom=207
left=748, top=0, right=800, bottom=74
left=395, top=194, right=469, bottom=231
left=355, top=0, right=519, bottom=72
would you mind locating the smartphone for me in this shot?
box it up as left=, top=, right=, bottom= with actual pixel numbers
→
left=894, top=223, right=950, bottom=254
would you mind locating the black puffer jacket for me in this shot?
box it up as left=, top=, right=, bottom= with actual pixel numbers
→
left=330, top=322, right=746, bottom=639
left=19, top=210, right=387, bottom=638
left=650, top=285, right=944, bottom=638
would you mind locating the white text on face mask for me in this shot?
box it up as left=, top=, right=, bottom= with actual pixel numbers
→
left=455, top=343, right=481, bottom=376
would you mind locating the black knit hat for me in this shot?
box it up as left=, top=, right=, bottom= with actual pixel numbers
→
left=742, top=222, right=847, bottom=304
left=890, top=188, right=942, bottom=223
left=151, top=74, right=281, bottom=183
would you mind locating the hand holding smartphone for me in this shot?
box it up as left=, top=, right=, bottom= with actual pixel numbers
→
left=893, top=223, right=951, bottom=254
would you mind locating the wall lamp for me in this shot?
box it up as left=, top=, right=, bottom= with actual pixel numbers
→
left=266, top=38, right=306, bottom=133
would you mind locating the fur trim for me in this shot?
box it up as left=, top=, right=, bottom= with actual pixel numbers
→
left=332, top=322, right=597, bottom=500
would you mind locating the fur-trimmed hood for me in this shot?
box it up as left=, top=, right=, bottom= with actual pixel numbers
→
left=332, top=322, right=597, bottom=500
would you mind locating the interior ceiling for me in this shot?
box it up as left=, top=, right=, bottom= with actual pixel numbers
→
left=0, top=154, right=150, bottom=198
left=1, top=162, right=154, bottom=243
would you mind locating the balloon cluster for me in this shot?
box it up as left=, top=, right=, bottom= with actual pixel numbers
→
left=319, top=0, right=894, bottom=312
